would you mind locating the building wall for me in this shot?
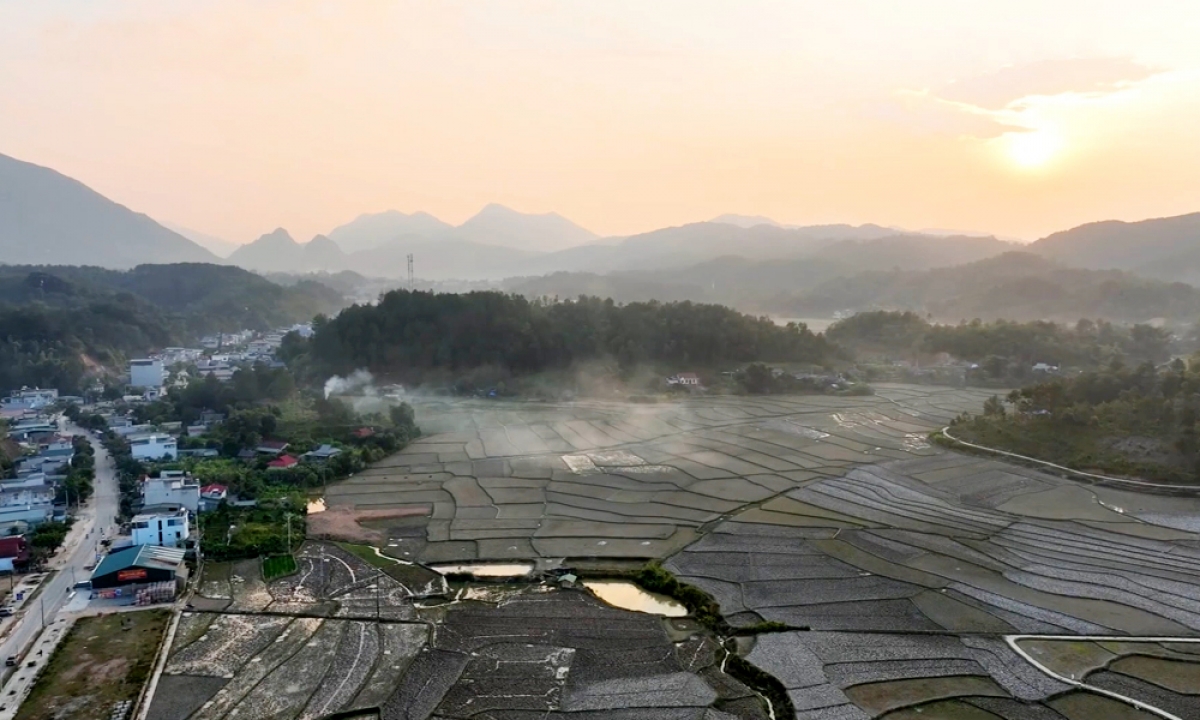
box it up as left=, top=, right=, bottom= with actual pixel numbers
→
left=131, top=515, right=189, bottom=547
left=130, top=359, right=165, bottom=389
left=131, top=438, right=178, bottom=461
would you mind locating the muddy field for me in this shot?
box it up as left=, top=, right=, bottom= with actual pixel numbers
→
left=149, top=385, right=1200, bottom=719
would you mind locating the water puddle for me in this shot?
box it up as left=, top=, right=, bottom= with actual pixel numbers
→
left=306, top=497, right=326, bottom=514
left=582, top=580, right=687, bottom=617
left=432, top=562, right=536, bottom=578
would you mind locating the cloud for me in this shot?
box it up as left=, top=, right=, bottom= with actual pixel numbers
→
left=872, top=91, right=1021, bottom=140
left=937, top=57, right=1161, bottom=109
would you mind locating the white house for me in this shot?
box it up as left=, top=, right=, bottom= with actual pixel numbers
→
left=131, top=508, right=190, bottom=548
left=142, top=473, right=200, bottom=514
left=0, top=486, right=55, bottom=527
left=130, top=434, right=178, bottom=461
left=129, top=359, right=165, bottom=389
left=667, top=373, right=702, bottom=386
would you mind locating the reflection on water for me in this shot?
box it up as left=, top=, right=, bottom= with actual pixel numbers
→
left=583, top=580, right=687, bottom=617
left=307, top=498, right=326, bottom=514
left=432, top=563, right=536, bottom=578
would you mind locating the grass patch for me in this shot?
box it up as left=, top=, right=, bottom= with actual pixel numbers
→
left=16, top=609, right=170, bottom=720
left=262, top=554, right=298, bottom=580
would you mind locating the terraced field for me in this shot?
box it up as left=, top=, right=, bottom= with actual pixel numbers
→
left=149, top=385, right=1200, bottom=719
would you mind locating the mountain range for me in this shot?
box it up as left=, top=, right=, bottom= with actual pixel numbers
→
left=4, top=150, right=1200, bottom=305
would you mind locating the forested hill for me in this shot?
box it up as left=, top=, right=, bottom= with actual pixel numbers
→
left=305, top=290, right=836, bottom=378
left=0, top=263, right=349, bottom=393
left=0, top=263, right=346, bottom=335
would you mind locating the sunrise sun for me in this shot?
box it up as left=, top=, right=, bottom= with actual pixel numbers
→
left=1005, top=129, right=1062, bottom=169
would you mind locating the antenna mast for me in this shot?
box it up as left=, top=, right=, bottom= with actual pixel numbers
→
left=407, top=253, right=414, bottom=290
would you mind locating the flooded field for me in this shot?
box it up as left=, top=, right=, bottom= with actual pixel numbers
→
left=148, top=385, right=1200, bottom=719
left=584, top=579, right=688, bottom=617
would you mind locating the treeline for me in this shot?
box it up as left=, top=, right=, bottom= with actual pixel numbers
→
left=953, top=358, right=1200, bottom=483
left=303, top=291, right=837, bottom=378
left=828, top=311, right=1172, bottom=374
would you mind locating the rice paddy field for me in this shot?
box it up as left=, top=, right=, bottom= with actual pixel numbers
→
left=147, top=384, right=1200, bottom=719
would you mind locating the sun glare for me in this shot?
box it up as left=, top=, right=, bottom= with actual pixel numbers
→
left=1005, top=130, right=1061, bottom=169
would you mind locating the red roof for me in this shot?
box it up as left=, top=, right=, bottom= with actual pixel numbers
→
left=201, top=484, right=227, bottom=495
left=0, top=536, right=29, bottom=562
left=353, top=427, right=375, bottom=438
left=267, top=454, right=298, bottom=469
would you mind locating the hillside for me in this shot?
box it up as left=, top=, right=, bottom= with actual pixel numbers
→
left=0, top=263, right=347, bottom=335
left=1031, top=211, right=1200, bottom=279
left=0, top=263, right=349, bottom=392
left=508, top=234, right=1014, bottom=309
left=781, top=252, right=1200, bottom=323
left=0, top=152, right=218, bottom=268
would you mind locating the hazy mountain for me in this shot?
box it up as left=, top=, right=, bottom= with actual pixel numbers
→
left=454, top=203, right=598, bottom=253
left=509, top=233, right=1014, bottom=310
left=346, top=236, right=537, bottom=281
left=227, top=228, right=347, bottom=273
left=1031, top=212, right=1200, bottom=275
left=782, top=252, right=1200, bottom=323
left=523, top=221, right=908, bottom=275
left=807, top=234, right=1016, bottom=271
left=709, top=213, right=784, bottom=228
left=0, top=152, right=218, bottom=268
left=326, top=210, right=454, bottom=254
left=162, top=222, right=240, bottom=257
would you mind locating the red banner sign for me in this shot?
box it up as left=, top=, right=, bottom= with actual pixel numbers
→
left=117, top=568, right=147, bottom=582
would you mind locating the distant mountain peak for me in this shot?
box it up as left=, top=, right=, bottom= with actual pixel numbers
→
left=0, top=152, right=218, bottom=268
left=457, top=203, right=597, bottom=252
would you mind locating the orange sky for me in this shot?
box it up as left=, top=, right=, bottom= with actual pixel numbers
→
left=3, top=1, right=1200, bottom=244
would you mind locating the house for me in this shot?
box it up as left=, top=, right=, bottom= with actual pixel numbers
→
left=267, top=454, right=299, bottom=470
left=667, top=373, right=701, bottom=386
left=142, top=473, right=200, bottom=514
left=129, top=359, right=165, bottom=389
left=130, top=434, right=178, bottom=461
left=302, top=444, right=342, bottom=462
left=237, top=449, right=258, bottom=462
left=90, top=544, right=187, bottom=591
left=352, top=428, right=375, bottom=439
left=0, top=389, right=58, bottom=412
left=1032, top=363, right=1060, bottom=373
left=256, top=440, right=289, bottom=456
left=0, top=486, right=55, bottom=528
left=186, top=424, right=207, bottom=437
left=200, top=484, right=228, bottom=501
left=131, top=508, right=190, bottom=548
left=0, top=536, right=30, bottom=573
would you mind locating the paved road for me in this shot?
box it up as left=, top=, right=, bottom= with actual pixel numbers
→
left=0, top=422, right=119, bottom=693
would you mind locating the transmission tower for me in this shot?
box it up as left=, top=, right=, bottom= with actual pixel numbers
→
left=407, top=253, right=414, bottom=290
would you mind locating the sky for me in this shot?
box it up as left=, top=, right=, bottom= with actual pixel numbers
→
left=3, top=1, right=1200, bottom=245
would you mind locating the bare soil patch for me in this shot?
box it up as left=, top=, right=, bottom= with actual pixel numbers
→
left=307, top=505, right=430, bottom=544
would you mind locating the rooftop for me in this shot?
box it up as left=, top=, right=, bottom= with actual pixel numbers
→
left=91, top=544, right=186, bottom=579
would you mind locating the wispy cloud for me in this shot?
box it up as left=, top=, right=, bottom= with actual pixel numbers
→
left=938, top=57, right=1162, bottom=109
